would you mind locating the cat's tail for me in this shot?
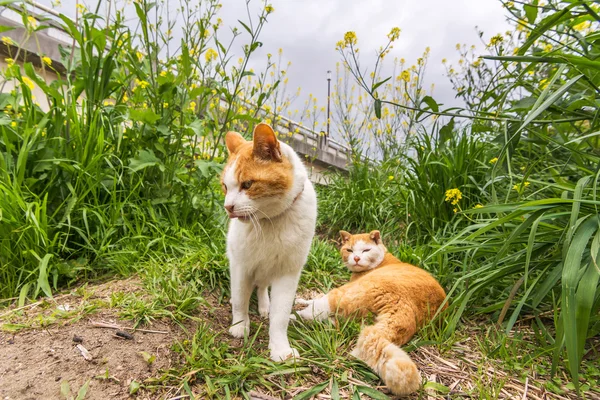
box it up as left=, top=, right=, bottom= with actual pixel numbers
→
left=352, top=325, right=420, bottom=396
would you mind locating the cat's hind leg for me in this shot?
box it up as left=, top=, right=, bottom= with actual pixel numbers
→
left=269, top=273, right=301, bottom=361
left=257, top=286, right=270, bottom=318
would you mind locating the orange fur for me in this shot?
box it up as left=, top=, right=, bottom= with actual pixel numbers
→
left=329, top=231, right=447, bottom=396
left=222, top=124, right=293, bottom=199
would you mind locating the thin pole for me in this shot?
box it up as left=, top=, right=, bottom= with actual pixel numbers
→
left=326, top=70, right=331, bottom=145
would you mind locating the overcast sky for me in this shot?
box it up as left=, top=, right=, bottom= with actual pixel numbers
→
left=241, top=0, right=511, bottom=109
left=38, top=0, right=512, bottom=129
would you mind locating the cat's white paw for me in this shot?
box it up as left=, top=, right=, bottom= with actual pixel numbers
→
left=258, top=306, right=269, bottom=318
left=229, top=321, right=249, bottom=338
left=296, top=306, right=317, bottom=320
left=270, top=346, right=299, bottom=362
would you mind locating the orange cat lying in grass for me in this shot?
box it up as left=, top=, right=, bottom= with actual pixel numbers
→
left=294, top=230, right=447, bottom=396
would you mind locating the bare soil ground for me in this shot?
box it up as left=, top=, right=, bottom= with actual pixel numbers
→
left=0, top=278, right=185, bottom=400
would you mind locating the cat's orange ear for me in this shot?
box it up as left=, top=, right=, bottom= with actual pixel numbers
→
left=370, top=230, right=381, bottom=244
left=339, top=230, right=351, bottom=243
left=225, top=131, right=246, bottom=154
left=253, top=123, right=282, bottom=162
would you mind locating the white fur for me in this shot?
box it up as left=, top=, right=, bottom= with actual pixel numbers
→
left=294, top=294, right=331, bottom=321
left=225, top=141, right=317, bottom=361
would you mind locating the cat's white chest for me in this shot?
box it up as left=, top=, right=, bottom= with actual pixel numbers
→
left=227, top=182, right=317, bottom=285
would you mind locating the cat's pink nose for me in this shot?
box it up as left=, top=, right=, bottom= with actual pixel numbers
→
left=354, top=256, right=360, bottom=263
left=225, top=205, right=234, bottom=213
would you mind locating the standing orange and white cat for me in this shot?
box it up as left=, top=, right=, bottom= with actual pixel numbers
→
left=221, top=123, right=317, bottom=361
left=294, top=230, right=447, bottom=395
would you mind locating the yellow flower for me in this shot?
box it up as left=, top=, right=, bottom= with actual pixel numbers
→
left=474, top=204, right=484, bottom=209
left=5, top=57, right=14, bottom=66
left=76, top=3, right=86, bottom=13
left=10, top=121, right=17, bottom=128
left=123, top=94, right=129, bottom=102
left=573, top=21, right=591, bottom=32
left=399, top=70, right=410, bottom=82
left=442, top=58, right=447, bottom=64
left=343, top=31, right=358, bottom=47
left=489, top=34, right=504, bottom=47
left=205, top=48, right=218, bottom=63
left=27, top=16, right=38, bottom=29
left=189, top=101, right=196, bottom=111
left=489, top=157, right=498, bottom=164
left=387, top=27, right=401, bottom=41
left=160, top=71, right=167, bottom=77
left=524, top=181, right=530, bottom=187
left=22, top=77, right=35, bottom=90
left=453, top=208, right=458, bottom=213
left=135, top=79, right=149, bottom=89
left=543, top=43, right=553, bottom=53
left=163, top=102, right=168, bottom=108
left=41, top=56, right=52, bottom=66
left=539, top=78, right=549, bottom=89
left=136, top=51, right=144, bottom=61
left=444, top=188, right=463, bottom=205
left=388, top=175, right=394, bottom=181
left=1, top=36, right=14, bottom=45
left=265, top=4, right=274, bottom=14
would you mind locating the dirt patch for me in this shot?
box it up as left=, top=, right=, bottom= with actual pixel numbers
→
left=0, top=278, right=189, bottom=400
left=0, top=318, right=183, bottom=400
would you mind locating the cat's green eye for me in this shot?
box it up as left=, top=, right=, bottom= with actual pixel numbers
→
left=241, top=180, right=253, bottom=190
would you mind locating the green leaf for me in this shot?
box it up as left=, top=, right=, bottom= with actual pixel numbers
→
left=515, top=74, right=583, bottom=137
left=129, top=380, right=140, bottom=395
left=138, top=351, right=156, bottom=365
left=374, top=99, right=382, bottom=119
left=129, top=108, right=161, bottom=124
left=517, top=6, right=576, bottom=55
left=439, top=118, right=455, bottom=144
left=562, top=216, right=599, bottom=391
left=524, top=0, right=539, bottom=24
left=129, top=149, right=164, bottom=172
left=36, top=254, right=53, bottom=298
left=423, top=381, right=450, bottom=394
left=371, top=77, right=391, bottom=93
left=422, top=95, right=439, bottom=112
left=75, top=380, right=90, bottom=400
left=18, top=283, right=30, bottom=307
left=356, top=385, right=391, bottom=399
left=331, top=380, right=340, bottom=400
left=60, top=381, right=71, bottom=399
left=293, top=381, right=328, bottom=400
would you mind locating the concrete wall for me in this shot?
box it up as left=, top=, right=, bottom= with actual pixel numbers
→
left=0, top=58, right=60, bottom=112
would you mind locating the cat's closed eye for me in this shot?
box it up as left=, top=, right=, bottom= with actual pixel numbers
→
left=346, top=248, right=353, bottom=253
left=362, top=249, right=371, bottom=253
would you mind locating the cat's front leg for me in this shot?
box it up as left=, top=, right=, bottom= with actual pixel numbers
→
left=294, top=295, right=331, bottom=321
left=229, top=266, right=253, bottom=338
left=269, top=273, right=301, bottom=361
